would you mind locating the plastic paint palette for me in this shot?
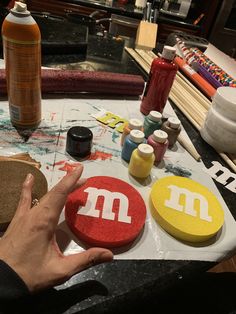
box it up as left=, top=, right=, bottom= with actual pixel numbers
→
left=150, top=176, right=224, bottom=243
left=65, top=176, right=146, bottom=248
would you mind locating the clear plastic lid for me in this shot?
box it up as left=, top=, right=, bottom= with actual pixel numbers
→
left=153, top=130, right=168, bottom=143
left=162, top=46, right=176, bottom=61
left=137, top=143, right=154, bottom=157
left=128, top=118, right=143, bottom=130
left=168, top=117, right=181, bottom=129
left=129, top=130, right=145, bottom=143
left=148, top=111, right=162, bottom=122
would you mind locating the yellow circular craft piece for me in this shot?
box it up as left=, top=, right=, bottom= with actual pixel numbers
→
left=150, top=176, right=224, bottom=243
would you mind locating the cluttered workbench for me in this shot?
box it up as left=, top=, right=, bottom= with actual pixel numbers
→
left=1, top=6, right=236, bottom=314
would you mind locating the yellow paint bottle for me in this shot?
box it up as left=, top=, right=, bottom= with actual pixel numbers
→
left=2, top=1, right=41, bottom=129
left=129, top=143, right=155, bottom=178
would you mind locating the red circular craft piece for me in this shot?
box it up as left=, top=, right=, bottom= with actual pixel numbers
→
left=65, top=176, right=146, bottom=248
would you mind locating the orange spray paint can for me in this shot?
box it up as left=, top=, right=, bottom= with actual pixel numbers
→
left=2, top=1, right=41, bottom=128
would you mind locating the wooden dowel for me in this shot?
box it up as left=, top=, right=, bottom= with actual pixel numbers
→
left=125, top=47, right=150, bottom=74
left=178, top=132, right=201, bottom=162
left=175, top=74, right=211, bottom=111
left=169, top=93, right=201, bottom=130
left=218, top=152, right=236, bottom=173
left=171, top=86, right=206, bottom=125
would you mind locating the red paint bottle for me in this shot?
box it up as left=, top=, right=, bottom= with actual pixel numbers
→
left=140, top=46, right=178, bottom=115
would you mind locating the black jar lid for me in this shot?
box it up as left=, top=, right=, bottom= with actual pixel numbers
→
left=66, top=126, right=93, bottom=158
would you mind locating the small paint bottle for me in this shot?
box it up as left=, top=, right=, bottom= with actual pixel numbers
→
left=121, top=118, right=143, bottom=146
left=161, top=117, right=181, bottom=148
left=129, top=143, right=155, bottom=178
left=147, top=130, right=168, bottom=162
left=143, top=111, right=162, bottom=138
left=121, top=129, right=145, bottom=162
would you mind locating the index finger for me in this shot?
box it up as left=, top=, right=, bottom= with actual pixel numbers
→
left=38, top=165, right=84, bottom=222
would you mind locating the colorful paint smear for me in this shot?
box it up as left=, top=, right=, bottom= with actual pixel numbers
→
left=165, top=164, right=192, bottom=178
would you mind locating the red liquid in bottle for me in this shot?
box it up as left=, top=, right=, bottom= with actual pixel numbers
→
left=140, top=46, right=178, bottom=115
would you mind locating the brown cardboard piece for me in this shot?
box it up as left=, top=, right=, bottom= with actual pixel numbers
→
left=0, top=160, right=48, bottom=231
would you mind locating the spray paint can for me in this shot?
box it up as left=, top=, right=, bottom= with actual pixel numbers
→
left=2, top=1, right=41, bottom=128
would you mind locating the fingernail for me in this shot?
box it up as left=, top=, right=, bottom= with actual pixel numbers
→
left=101, top=250, right=113, bottom=262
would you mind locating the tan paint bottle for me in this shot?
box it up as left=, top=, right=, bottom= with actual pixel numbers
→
left=2, top=1, right=41, bottom=129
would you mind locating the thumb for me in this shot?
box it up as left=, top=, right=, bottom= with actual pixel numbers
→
left=63, top=248, right=113, bottom=278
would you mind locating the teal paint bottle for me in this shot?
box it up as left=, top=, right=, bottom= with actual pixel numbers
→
left=121, top=129, right=145, bottom=162
left=143, top=110, right=162, bottom=138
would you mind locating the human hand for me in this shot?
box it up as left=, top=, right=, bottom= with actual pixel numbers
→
left=0, top=165, right=113, bottom=293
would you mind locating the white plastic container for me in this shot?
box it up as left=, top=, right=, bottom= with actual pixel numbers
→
left=200, top=87, right=236, bottom=153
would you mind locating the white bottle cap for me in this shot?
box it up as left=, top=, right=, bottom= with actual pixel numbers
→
left=148, top=111, right=162, bottom=122
left=162, top=46, right=176, bottom=61
left=128, top=118, right=143, bottom=130
left=137, top=143, right=154, bottom=157
left=153, top=130, right=168, bottom=143
left=129, top=130, right=145, bottom=143
left=168, top=117, right=181, bottom=129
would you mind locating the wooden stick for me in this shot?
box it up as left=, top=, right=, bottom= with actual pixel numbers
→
left=169, top=93, right=202, bottom=130
left=176, top=71, right=211, bottom=110
left=172, top=80, right=207, bottom=120
left=125, top=47, right=150, bottom=74
left=178, top=132, right=201, bottom=162
left=170, top=86, right=205, bottom=126
left=217, top=152, right=236, bottom=173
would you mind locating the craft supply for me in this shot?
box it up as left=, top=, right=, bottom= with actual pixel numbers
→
left=121, top=118, right=143, bottom=146
left=129, top=143, right=155, bottom=178
left=0, top=160, right=47, bottom=231
left=121, top=129, right=145, bottom=162
left=177, top=133, right=201, bottom=162
left=140, top=45, right=178, bottom=115
left=174, top=56, right=216, bottom=98
left=150, top=176, right=224, bottom=243
left=0, top=68, right=145, bottom=97
left=135, top=0, right=147, bottom=9
left=147, top=130, right=168, bottom=162
left=66, top=126, right=93, bottom=158
left=125, top=48, right=236, bottom=171
left=2, top=2, right=41, bottom=128
left=143, top=110, right=162, bottom=138
left=65, top=176, right=146, bottom=248
left=188, top=47, right=236, bottom=88
left=135, top=20, right=158, bottom=50
left=95, top=110, right=128, bottom=133
left=200, top=87, right=236, bottom=154
left=161, top=117, right=181, bottom=148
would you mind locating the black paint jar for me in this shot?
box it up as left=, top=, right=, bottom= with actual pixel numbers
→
left=66, top=126, right=93, bottom=158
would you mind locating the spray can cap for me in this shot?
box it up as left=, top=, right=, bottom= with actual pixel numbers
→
left=162, top=46, right=176, bottom=61
left=153, top=130, right=168, bottom=143
left=129, top=130, right=145, bottom=143
left=128, top=118, right=143, bottom=130
left=137, top=143, right=154, bottom=157
left=11, top=1, right=30, bottom=15
left=168, top=117, right=181, bottom=129
left=148, top=111, right=162, bottom=122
